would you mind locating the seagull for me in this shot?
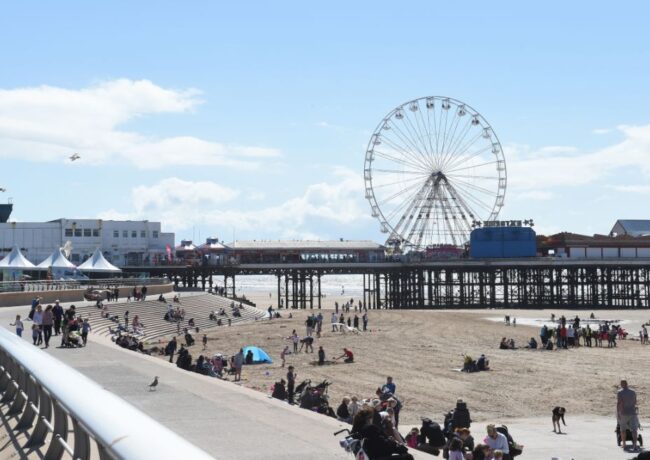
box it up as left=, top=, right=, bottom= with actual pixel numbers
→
left=148, top=376, right=159, bottom=391
left=0, top=188, right=6, bottom=192
left=69, top=153, right=80, bottom=162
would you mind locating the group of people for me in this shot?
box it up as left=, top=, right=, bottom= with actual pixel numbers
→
left=11, top=298, right=91, bottom=348
left=331, top=311, right=368, bottom=332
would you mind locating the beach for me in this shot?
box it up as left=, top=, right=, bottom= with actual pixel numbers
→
left=183, top=305, right=650, bottom=427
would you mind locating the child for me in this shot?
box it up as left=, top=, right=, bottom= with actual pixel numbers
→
left=492, top=449, right=504, bottom=459
left=202, top=334, right=208, bottom=350
left=81, top=318, right=91, bottom=346
left=31, top=324, right=39, bottom=345
left=405, top=428, right=419, bottom=448
left=280, top=345, right=290, bottom=367
left=448, top=437, right=464, bottom=460
left=10, top=315, right=24, bottom=337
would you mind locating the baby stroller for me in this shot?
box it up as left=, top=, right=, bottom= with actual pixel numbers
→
left=616, top=423, right=643, bottom=448
left=495, top=425, right=523, bottom=458
left=334, top=428, right=369, bottom=459
left=297, top=379, right=331, bottom=409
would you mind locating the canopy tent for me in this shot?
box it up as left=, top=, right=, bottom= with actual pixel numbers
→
left=77, top=248, right=121, bottom=273
left=0, top=245, right=36, bottom=269
left=37, top=248, right=77, bottom=270
left=242, top=346, right=273, bottom=364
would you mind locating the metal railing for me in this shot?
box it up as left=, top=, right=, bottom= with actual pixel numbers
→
left=0, top=277, right=170, bottom=293
left=0, top=328, right=214, bottom=459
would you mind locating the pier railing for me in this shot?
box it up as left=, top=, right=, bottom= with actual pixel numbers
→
left=0, top=327, right=214, bottom=459
left=0, top=277, right=169, bottom=293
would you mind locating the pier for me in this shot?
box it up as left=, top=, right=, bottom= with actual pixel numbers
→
left=123, top=258, right=650, bottom=310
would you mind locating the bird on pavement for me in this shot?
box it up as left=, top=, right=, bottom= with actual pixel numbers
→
left=149, top=376, right=159, bottom=391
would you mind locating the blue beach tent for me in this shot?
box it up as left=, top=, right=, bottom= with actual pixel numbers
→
left=242, top=346, right=273, bottom=364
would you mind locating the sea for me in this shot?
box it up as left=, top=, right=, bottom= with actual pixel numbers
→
left=210, top=274, right=364, bottom=297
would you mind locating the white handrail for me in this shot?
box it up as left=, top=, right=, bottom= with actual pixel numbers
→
left=0, top=328, right=214, bottom=460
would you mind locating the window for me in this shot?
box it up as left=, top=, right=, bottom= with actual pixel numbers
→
left=153, top=230, right=159, bottom=239
left=92, top=229, right=100, bottom=237
left=131, top=231, right=137, bottom=238
left=140, top=230, right=146, bottom=238
left=113, top=230, right=119, bottom=238
left=83, top=229, right=91, bottom=237
left=123, top=230, right=128, bottom=238
left=74, top=229, right=82, bottom=237
left=65, top=229, right=73, bottom=237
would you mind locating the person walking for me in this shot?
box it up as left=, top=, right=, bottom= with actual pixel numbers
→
left=9, top=315, right=25, bottom=337
left=81, top=318, right=91, bottom=346
left=41, top=305, right=54, bottom=348
left=617, top=379, right=640, bottom=452
left=281, top=345, right=290, bottom=367
left=287, top=366, right=296, bottom=404
left=234, top=349, right=244, bottom=382
left=33, top=305, right=43, bottom=345
left=166, top=336, right=177, bottom=363
left=52, top=300, right=64, bottom=335
left=362, top=312, right=368, bottom=331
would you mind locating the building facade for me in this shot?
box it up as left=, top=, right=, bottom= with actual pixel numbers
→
left=0, top=218, right=174, bottom=267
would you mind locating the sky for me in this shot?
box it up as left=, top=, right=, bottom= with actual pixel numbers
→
left=1, top=1, right=650, bottom=244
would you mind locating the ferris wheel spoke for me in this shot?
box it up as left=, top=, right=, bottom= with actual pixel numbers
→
left=439, top=112, right=464, bottom=168
left=391, top=116, right=434, bottom=171
left=447, top=180, right=494, bottom=213
left=446, top=173, right=498, bottom=180
left=425, top=105, right=442, bottom=166
left=377, top=178, right=428, bottom=211
left=447, top=160, right=498, bottom=174
left=444, top=144, right=493, bottom=173
left=373, top=148, right=429, bottom=172
left=415, top=103, right=439, bottom=169
left=373, top=168, right=430, bottom=175
left=409, top=105, right=438, bottom=170
left=441, top=131, right=484, bottom=171
left=385, top=178, right=434, bottom=235
left=372, top=174, right=430, bottom=192
left=381, top=129, right=432, bottom=172
left=439, top=107, right=455, bottom=164
left=448, top=177, right=496, bottom=196
left=442, top=117, right=473, bottom=168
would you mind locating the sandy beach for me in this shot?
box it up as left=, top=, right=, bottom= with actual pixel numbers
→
left=163, top=303, right=650, bottom=428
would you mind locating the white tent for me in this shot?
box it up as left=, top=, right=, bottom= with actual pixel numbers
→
left=37, top=248, right=77, bottom=270
left=77, top=248, right=121, bottom=273
left=0, top=245, right=36, bottom=268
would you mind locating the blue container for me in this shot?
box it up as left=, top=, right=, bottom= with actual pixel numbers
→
left=470, top=227, right=536, bottom=258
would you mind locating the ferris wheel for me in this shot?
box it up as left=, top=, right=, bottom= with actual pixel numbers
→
left=364, top=96, right=507, bottom=249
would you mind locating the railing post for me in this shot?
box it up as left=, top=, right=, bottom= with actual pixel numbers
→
left=73, top=417, right=91, bottom=460
left=44, top=400, right=68, bottom=460
left=15, top=374, right=39, bottom=429
left=25, top=384, right=52, bottom=448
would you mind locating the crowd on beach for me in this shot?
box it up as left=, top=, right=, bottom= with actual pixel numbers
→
left=500, top=313, right=647, bottom=350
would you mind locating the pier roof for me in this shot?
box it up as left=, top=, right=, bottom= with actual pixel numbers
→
left=228, top=240, right=384, bottom=251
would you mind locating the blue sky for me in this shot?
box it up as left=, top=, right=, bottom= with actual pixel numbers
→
left=1, top=1, right=649, bottom=244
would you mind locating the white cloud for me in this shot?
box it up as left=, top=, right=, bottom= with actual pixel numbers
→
left=512, top=190, right=555, bottom=201
left=592, top=128, right=611, bottom=135
left=100, top=168, right=370, bottom=237
left=505, top=124, right=650, bottom=190
left=0, top=79, right=280, bottom=168
left=610, top=184, right=650, bottom=194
